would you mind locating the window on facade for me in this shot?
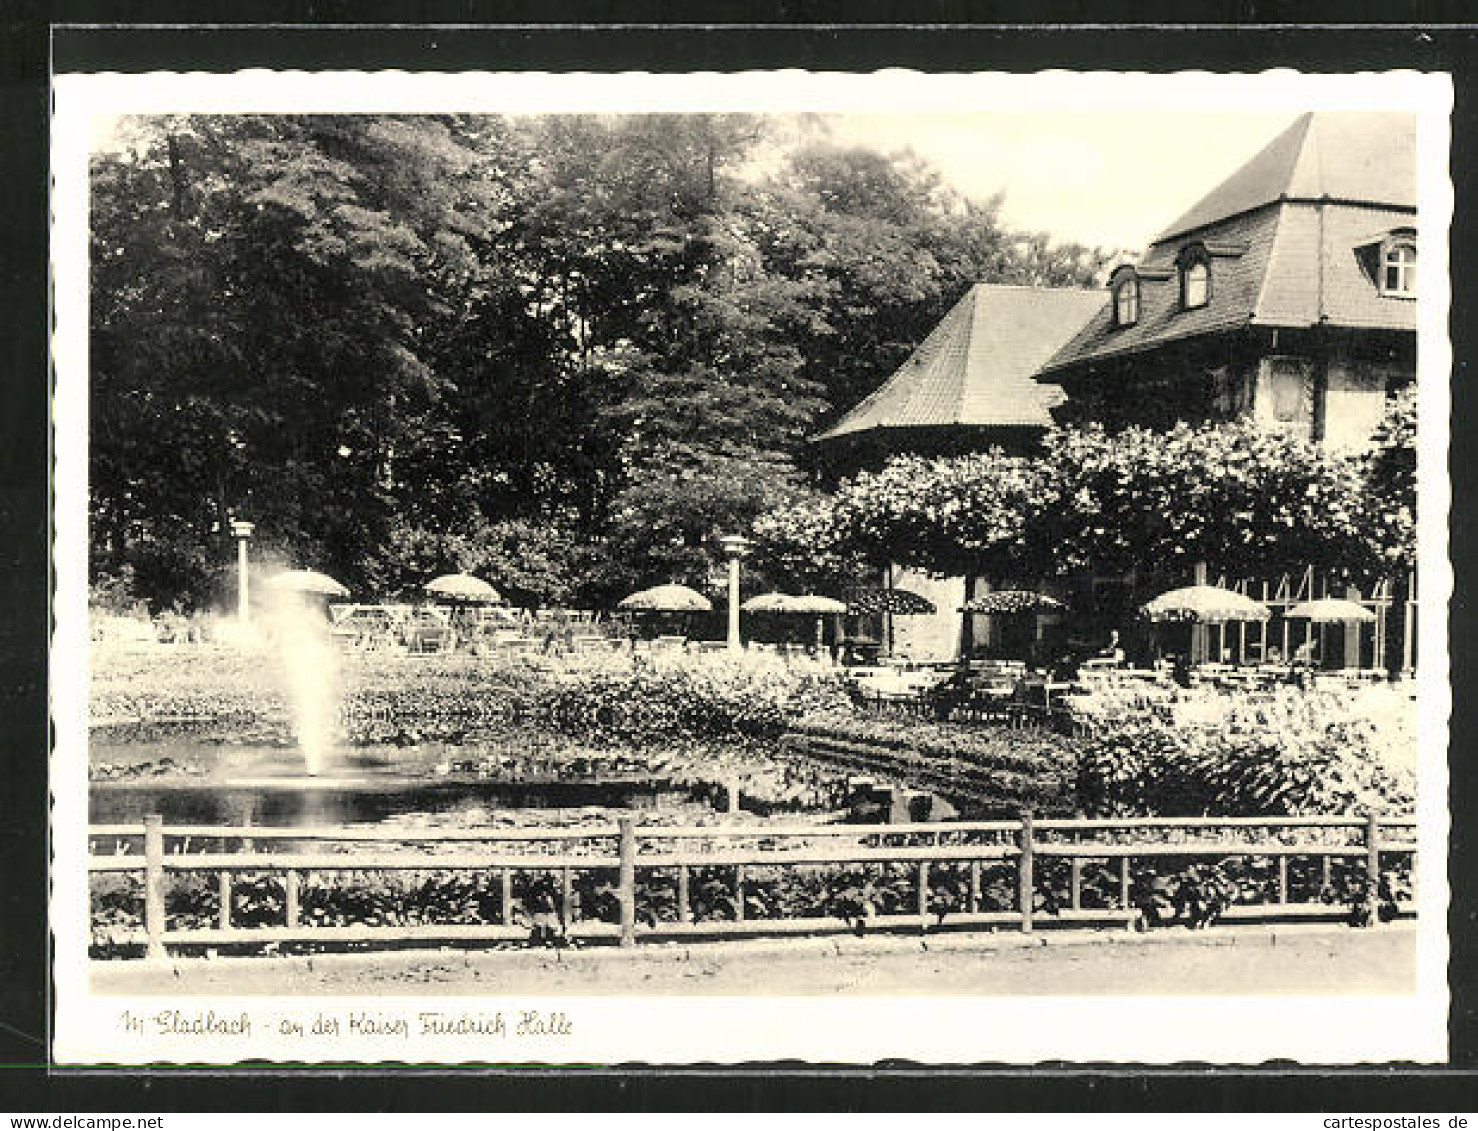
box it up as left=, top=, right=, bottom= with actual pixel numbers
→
left=1114, top=278, right=1139, bottom=327
left=1381, top=240, right=1416, bottom=297
left=1182, top=258, right=1210, bottom=309
left=1266, top=359, right=1311, bottom=425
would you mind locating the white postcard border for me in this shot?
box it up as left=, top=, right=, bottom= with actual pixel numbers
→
left=50, top=66, right=1454, bottom=1065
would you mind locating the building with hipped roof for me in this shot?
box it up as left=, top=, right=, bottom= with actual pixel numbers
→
left=812, top=284, right=1106, bottom=660
left=814, top=283, right=1105, bottom=467
left=1039, top=111, right=1416, bottom=451
left=811, top=111, right=1418, bottom=669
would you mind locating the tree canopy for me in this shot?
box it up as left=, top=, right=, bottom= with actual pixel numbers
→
left=90, top=113, right=1110, bottom=612
left=752, top=400, right=1417, bottom=593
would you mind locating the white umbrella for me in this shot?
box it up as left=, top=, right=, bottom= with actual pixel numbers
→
left=264, top=569, right=349, bottom=598
left=741, top=592, right=846, bottom=614
left=787, top=594, right=848, bottom=615
left=1142, top=585, right=1269, bottom=624
left=424, top=573, right=502, bottom=604
left=617, top=584, right=713, bottom=613
left=1286, top=597, right=1376, bottom=623
left=743, top=592, right=847, bottom=652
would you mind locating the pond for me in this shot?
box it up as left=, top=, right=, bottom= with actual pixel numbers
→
left=88, top=739, right=715, bottom=829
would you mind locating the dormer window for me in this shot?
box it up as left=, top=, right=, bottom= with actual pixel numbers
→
left=1381, top=239, right=1417, bottom=297
left=1112, top=275, right=1140, bottom=328
left=1182, top=259, right=1209, bottom=309
left=1176, top=245, right=1211, bottom=310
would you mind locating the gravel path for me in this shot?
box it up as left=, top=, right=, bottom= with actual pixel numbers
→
left=92, top=922, right=1415, bottom=997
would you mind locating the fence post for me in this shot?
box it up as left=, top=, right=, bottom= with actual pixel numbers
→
left=1017, top=812, right=1034, bottom=933
left=500, top=867, right=514, bottom=926
left=560, top=866, right=573, bottom=931
left=1119, top=856, right=1133, bottom=927
left=917, top=860, right=930, bottom=928
left=734, top=865, right=746, bottom=923
left=1364, top=813, right=1382, bottom=928
left=678, top=864, right=691, bottom=924
left=618, top=817, right=636, bottom=946
left=143, top=814, right=166, bottom=960
left=217, top=871, right=232, bottom=930
left=285, top=870, right=300, bottom=928
left=968, top=859, right=981, bottom=915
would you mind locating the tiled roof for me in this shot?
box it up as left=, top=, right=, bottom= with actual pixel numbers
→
left=815, top=284, right=1105, bottom=441
left=1041, top=113, right=1417, bottom=376
left=1256, top=202, right=1418, bottom=332
left=1039, top=208, right=1282, bottom=373
left=1158, top=112, right=1416, bottom=242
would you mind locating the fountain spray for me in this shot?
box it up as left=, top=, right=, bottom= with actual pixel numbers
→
left=263, top=582, right=340, bottom=778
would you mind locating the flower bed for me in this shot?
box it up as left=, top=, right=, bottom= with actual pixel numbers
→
left=1072, top=682, right=1416, bottom=817
left=90, top=647, right=854, bottom=746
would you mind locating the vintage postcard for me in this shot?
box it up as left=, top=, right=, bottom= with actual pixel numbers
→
left=50, top=67, right=1453, bottom=1065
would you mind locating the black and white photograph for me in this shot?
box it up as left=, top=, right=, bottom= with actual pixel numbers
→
left=48, top=68, right=1452, bottom=1065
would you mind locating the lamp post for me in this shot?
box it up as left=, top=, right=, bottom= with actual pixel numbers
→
left=230, top=520, right=254, bottom=624
left=717, top=534, right=751, bottom=652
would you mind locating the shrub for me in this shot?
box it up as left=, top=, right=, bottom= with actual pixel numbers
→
left=1074, top=683, right=1416, bottom=817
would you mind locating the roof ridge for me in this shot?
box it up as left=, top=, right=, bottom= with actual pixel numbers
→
left=947, top=285, right=983, bottom=422
left=1155, top=112, right=1311, bottom=243
left=1249, top=203, right=1287, bottom=327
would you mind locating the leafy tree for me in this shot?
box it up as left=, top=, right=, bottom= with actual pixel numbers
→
left=363, top=515, right=592, bottom=608
left=90, top=114, right=499, bottom=608
left=88, top=112, right=1120, bottom=613
left=748, top=487, right=867, bottom=594
left=1361, top=385, right=1418, bottom=573
left=755, top=417, right=1399, bottom=593
left=1030, top=420, right=1383, bottom=586
left=838, top=452, right=1045, bottom=578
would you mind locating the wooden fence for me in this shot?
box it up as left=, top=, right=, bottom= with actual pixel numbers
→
left=88, top=813, right=1418, bottom=958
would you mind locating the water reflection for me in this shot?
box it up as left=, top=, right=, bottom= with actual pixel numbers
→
left=89, top=741, right=698, bottom=828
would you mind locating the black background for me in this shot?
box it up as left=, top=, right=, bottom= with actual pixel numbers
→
left=3, top=3, right=1476, bottom=1110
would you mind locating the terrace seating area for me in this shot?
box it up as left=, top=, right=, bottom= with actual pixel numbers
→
left=325, top=604, right=630, bottom=657
left=837, top=651, right=1412, bottom=732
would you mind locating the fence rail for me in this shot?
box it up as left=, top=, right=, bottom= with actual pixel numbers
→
left=88, top=813, right=1418, bottom=958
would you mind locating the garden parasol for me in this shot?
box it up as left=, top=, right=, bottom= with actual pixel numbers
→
left=618, top=583, right=713, bottom=644
left=742, top=592, right=846, bottom=615
left=264, top=569, right=349, bottom=598
left=846, top=585, right=936, bottom=659
left=959, top=590, right=1064, bottom=665
left=1285, top=597, right=1376, bottom=623
left=618, top=584, right=714, bottom=613
left=1141, top=585, right=1269, bottom=624
left=424, top=573, right=503, bottom=604
left=743, top=593, right=848, bottom=651
left=960, top=591, right=1065, bottom=615
left=846, top=587, right=936, bottom=616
